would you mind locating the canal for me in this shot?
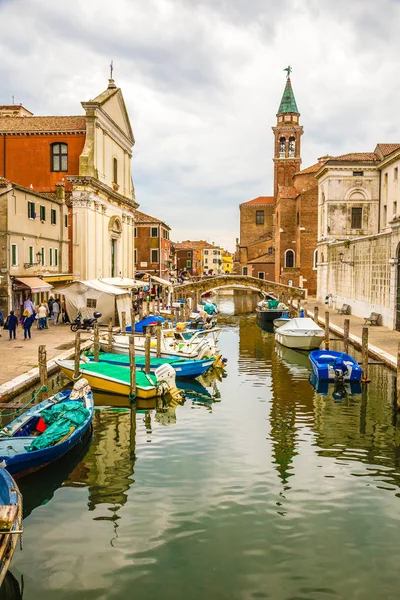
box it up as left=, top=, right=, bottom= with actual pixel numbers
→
left=4, top=297, right=400, bottom=600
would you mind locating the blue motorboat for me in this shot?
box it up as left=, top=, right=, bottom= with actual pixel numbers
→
left=126, top=315, right=165, bottom=333
left=83, top=351, right=214, bottom=378
left=0, top=379, right=94, bottom=478
left=309, top=350, right=362, bottom=381
left=0, top=467, right=22, bottom=586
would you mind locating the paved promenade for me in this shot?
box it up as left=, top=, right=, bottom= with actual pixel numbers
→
left=305, top=298, right=400, bottom=369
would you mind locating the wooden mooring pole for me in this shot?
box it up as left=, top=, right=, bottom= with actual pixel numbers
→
left=361, top=326, right=371, bottom=383
left=121, top=311, right=126, bottom=333
left=74, top=332, right=81, bottom=380
left=107, top=317, right=113, bottom=353
left=38, top=345, right=48, bottom=400
left=324, top=311, right=330, bottom=350
left=343, top=319, right=350, bottom=355
left=156, top=323, right=162, bottom=358
left=145, top=330, right=151, bottom=374
left=93, top=323, right=100, bottom=362
left=130, top=308, right=136, bottom=332
left=314, top=306, right=319, bottom=324
left=129, top=334, right=137, bottom=398
left=397, top=342, right=400, bottom=410
left=297, top=299, right=301, bottom=317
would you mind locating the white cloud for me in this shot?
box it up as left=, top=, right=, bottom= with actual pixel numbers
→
left=1, top=0, right=400, bottom=250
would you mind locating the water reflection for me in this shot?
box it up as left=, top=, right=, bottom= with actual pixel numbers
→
left=0, top=572, right=22, bottom=600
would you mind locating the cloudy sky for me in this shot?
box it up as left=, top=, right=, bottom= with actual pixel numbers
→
left=1, top=0, right=400, bottom=250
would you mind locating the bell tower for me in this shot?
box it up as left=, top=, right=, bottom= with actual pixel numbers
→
left=272, top=68, right=303, bottom=197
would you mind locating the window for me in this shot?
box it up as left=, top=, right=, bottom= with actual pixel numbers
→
left=351, top=207, right=362, bottom=229
left=258, top=272, right=265, bottom=280
left=394, top=167, right=398, bottom=181
left=353, top=171, right=364, bottom=177
left=64, top=215, right=68, bottom=228
left=285, top=249, right=295, bottom=268
left=394, top=201, right=398, bottom=216
left=279, top=137, right=285, bottom=157
left=204, top=250, right=208, bottom=255
left=87, top=299, right=97, bottom=308
left=256, top=210, right=264, bottom=225
left=113, top=158, right=118, bottom=184
left=51, top=143, right=68, bottom=172
left=383, top=205, right=387, bottom=226
left=54, top=248, right=58, bottom=266
left=313, top=249, right=318, bottom=269
left=187, top=260, right=191, bottom=268
left=11, top=244, right=17, bottom=267
left=49, top=248, right=53, bottom=266
left=384, top=173, right=388, bottom=186
left=187, top=251, right=191, bottom=257
left=204, top=258, right=208, bottom=264
left=40, top=205, right=46, bottom=222
left=242, top=266, right=248, bottom=276
left=213, top=249, right=217, bottom=254
left=29, top=246, right=34, bottom=264
left=41, top=246, right=45, bottom=266
left=151, top=249, right=159, bottom=263
left=213, top=258, right=217, bottom=264
left=134, top=249, right=137, bottom=265
left=28, top=201, right=35, bottom=219
left=151, top=227, right=158, bottom=238
left=134, top=227, right=137, bottom=238
left=267, top=247, right=273, bottom=255
left=288, top=137, right=295, bottom=158
left=51, top=209, right=57, bottom=225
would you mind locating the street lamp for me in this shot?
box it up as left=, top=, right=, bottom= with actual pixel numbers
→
left=24, top=251, right=43, bottom=269
left=338, top=252, right=354, bottom=267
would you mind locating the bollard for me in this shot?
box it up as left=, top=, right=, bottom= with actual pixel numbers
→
left=397, top=342, right=400, bottom=410
left=38, top=345, right=48, bottom=401
left=74, top=332, right=81, bottom=380
left=314, top=306, right=319, bottom=324
left=361, top=326, right=370, bottom=383
left=156, top=322, right=162, bottom=358
left=129, top=335, right=137, bottom=398
left=145, top=330, right=151, bottom=374
left=93, top=323, right=100, bottom=362
left=324, top=311, right=330, bottom=350
left=130, top=308, right=136, bottom=331
left=343, top=319, right=350, bottom=355
left=121, top=311, right=126, bottom=333
left=107, top=317, right=113, bottom=353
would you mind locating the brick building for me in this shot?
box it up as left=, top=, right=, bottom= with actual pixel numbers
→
left=134, top=210, right=172, bottom=278
left=237, top=71, right=322, bottom=294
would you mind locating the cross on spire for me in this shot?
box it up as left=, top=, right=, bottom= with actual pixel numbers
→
left=110, top=60, right=114, bottom=79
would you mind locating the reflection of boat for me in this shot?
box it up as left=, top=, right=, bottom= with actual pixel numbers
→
left=309, top=373, right=362, bottom=397
left=275, top=318, right=324, bottom=350
left=0, top=380, right=94, bottom=478
left=57, top=360, right=181, bottom=400
left=274, top=344, right=311, bottom=373
left=0, top=571, right=22, bottom=600
left=0, top=468, right=22, bottom=586
left=256, top=307, right=285, bottom=329
left=309, top=350, right=362, bottom=381
left=83, top=351, right=214, bottom=378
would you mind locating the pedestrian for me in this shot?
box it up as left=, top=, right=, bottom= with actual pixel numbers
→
left=52, top=299, right=60, bottom=325
left=23, top=296, right=35, bottom=316
left=48, top=295, right=54, bottom=317
left=23, top=312, right=34, bottom=340
left=37, top=303, right=47, bottom=330
left=7, top=310, right=18, bottom=340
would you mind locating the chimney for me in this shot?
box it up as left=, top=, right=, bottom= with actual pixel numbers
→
left=55, top=182, right=65, bottom=201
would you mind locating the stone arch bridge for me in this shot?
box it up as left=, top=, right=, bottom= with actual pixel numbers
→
left=173, top=275, right=305, bottom=300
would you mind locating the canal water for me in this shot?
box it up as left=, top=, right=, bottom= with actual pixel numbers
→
left=4, top=297, right=400, bottom=600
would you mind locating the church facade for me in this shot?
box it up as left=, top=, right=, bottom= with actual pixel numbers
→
left=236, top=72, right=321, bottom=295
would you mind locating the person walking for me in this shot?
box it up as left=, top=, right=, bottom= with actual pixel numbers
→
left=52, top=299, right=60, bottom=325
left=37, top=303, right=47, bottom=330
left=23, top=297, right=35, bottom=316
left=7, top=310, right=18, bottom=340
left=23, top=312, right=34, bottom=340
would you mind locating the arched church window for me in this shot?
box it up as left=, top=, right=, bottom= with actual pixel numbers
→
left=285, top=249, right=295, bottom=268
left=288, top=137, right=295, bottom=158
left=279, top=137, right=286, bottom=158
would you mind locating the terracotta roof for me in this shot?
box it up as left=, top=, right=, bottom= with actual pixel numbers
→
left=248, top=253, right=275, bottom=264
left=0, top=176, right=11, bottom=188
left=0, top=116, right=86, bottom=133
left=173, top=240, right=216, bottom=250
left=295, top=157, right=331, bottom=176
left=375, top=143, right=400, bottom=159
left=331, top=152, right=380, bottom=162
left=241, top=196, right=274, bottom=206
left=277, top=186, right=297, bottom=199
left=134, top=209, right=170, bottom=228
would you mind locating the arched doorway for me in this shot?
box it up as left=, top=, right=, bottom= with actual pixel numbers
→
left=396, top=244, right=400, bottom=331
left=109, top=216, right=122, bottom=277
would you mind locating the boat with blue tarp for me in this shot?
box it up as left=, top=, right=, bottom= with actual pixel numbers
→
left=0, top=379, right=94, bottom=478
left=0, top=468, right=22, bottom=586
left=309, top=350, right=362, bottom=381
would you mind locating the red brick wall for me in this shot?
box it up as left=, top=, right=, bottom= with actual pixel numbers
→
left=239, top=204, right=274, bottom=247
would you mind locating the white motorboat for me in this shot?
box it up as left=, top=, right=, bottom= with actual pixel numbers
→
left=273, top=315, right=291, bottom=330
left=99, top=327, right=221, bottom=360
left=274, top=318, right=324, bottom=350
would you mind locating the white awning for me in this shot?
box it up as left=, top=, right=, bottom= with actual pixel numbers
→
left=147, top=274, right=173, bottom=287
left=14, top=277, right=53, bottom=293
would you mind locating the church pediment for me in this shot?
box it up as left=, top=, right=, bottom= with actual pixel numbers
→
left=83, top=80, right=134, bottom=145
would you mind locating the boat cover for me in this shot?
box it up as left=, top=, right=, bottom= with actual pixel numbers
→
left=277, top=318, right=324, bottom=336
left=127, top=315, right=165, bottom=333
left=27, top=401, right=90, bottom=452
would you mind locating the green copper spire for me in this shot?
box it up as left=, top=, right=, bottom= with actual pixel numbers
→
left=278, top=73, right=299, bottom=114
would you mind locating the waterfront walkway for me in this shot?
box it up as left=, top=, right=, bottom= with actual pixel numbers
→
left=306, top=298, right=400, bottom=369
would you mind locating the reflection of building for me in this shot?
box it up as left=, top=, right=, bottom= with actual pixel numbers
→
left=0, top=178, right=69, bottom=313
left=134, top=210, right=172, bottom=278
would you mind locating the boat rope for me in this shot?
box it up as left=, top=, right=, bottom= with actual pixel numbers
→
left=0, top=385, right=49, bottom=420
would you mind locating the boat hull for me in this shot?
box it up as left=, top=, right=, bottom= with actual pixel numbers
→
left=86, top=353, right=214, bottom=378
left=309, top=350, right=363, bottom=381
left=275, top=333, right=323, bottom=350
left=0, top=468, right=21, bottom=586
